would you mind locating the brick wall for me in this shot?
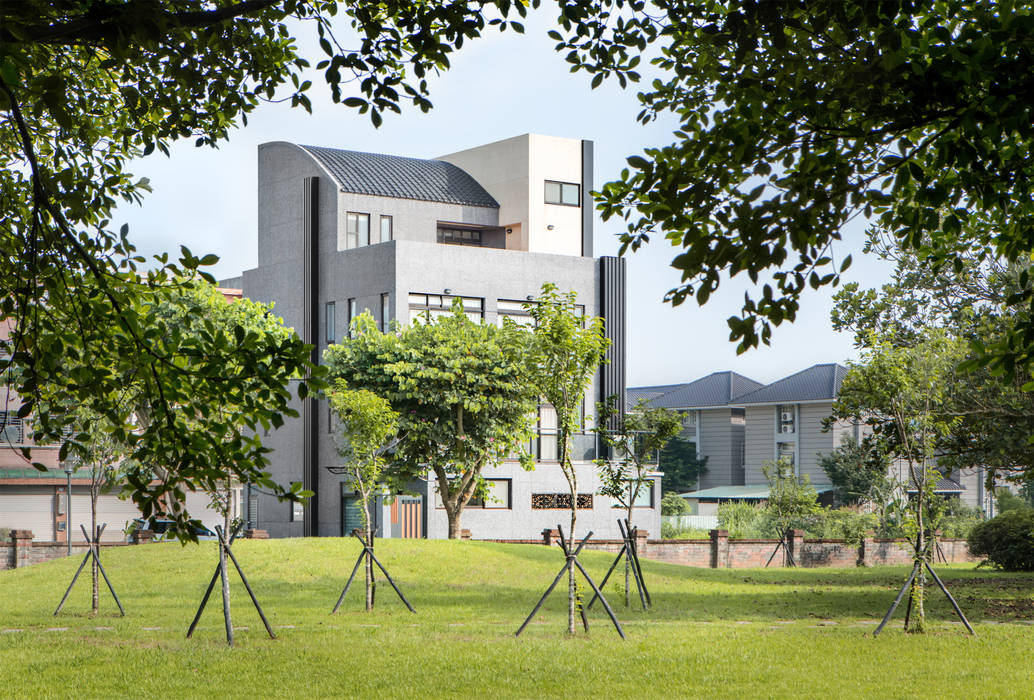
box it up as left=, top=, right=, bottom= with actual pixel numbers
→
left=484, top=528, right=977, bottom=569
left=0, top=532, right=137, bottom=571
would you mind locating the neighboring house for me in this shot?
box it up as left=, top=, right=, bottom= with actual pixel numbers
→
left=735, top=363, right=850, bottom=488
left=221, top=134, right=654, bottom=540
left=0, top=300, right=241, bottom=544
left=636, top=371, right=764, bottom=490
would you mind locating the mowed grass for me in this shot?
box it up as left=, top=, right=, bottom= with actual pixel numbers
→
left=2, top=539, right=1034, bottom=699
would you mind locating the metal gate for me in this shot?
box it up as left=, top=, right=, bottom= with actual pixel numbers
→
left=390, top=496, right=423, bottom=539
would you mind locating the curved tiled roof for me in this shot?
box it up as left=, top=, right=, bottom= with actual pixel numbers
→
left=300, top=145, right=499, bottom=208
left=734, top=363, right=849, bottom=404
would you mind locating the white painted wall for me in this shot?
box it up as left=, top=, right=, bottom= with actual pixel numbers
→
left=438, top=133, right=585, bottom=257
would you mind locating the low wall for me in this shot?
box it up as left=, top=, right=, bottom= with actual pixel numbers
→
left=0, top=529, right=154, bottom=570
left=487, top=529, right=977, bottom=569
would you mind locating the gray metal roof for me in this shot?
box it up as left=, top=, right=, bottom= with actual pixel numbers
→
left=734, top=363, right=849, bottom=405
left=640, top=371, right=765, bottom=409
left=626, top=384, right=686, bottom=410
left=300, top=145, right=499, bottom=208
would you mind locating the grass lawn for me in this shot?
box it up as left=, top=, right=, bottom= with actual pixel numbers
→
left=2, top=539, right=1033, bottom=698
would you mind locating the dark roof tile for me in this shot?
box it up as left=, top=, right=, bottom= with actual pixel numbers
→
left=734, top=363, right=848, bottom=404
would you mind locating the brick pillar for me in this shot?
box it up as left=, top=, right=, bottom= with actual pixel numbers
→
left=859, top=531, right=875, bottom=567
left=542, top=528, right=560, bottom=546
left=709, top=529, right=729, bottom=568
left=243, top=529, right=269, bottom=540
left=459, top=529, right=472, bottom=540
left=787, top=529, right=805, bottom=566
left=131, top=529, right=155, bottom=544
left=635, top=528, right=648, bottom=555
left=11, top=530, right=33, bottom=568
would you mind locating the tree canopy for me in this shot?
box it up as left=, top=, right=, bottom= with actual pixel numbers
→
left=324, top=308, right=538, bottom=539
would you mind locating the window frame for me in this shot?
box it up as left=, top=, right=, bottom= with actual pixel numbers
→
left=325, top=301, right=336, bottom=344
left=346, top=211, right=370, bottom=249
left=544, top=180, right=581, bottom=207
left=379, top=215, right=393, bottom=244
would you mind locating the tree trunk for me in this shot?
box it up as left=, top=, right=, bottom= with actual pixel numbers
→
left=224, top=478, right=233, bottom=537
left=361, top=489, right=374, bottom=611
left=562, top=434, right=577, bottom=635
left=447, top=508, right=462, bottom=539
left=91, top=484, right=99, bottom=615
left=626, top=494, right=635, bottom=607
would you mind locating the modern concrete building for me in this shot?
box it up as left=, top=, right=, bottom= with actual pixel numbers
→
left=222, top=134, right=651, bottom=540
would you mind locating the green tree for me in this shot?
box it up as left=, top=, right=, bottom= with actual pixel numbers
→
left=325, top=308, right=537, bottom=539
left=328, top=385, right=398, bottom=610
left=832, top=232, right=1034, bottom=488
left=556, top=1, right=1034, bottom=371
left=526, top=283, right=609, bottom=634
left=657, top=437, right=708, bottom=495
left=832, top=329, right=965, bottom=633
left=762, top=458, right=820, bottom=537
left=1, top=0, right=550, bottom=526
left=819, top=436, right=891, bottom=507
left=595, top=397, right=681, bottom=528
left=595, top=397, right=680, bottom=606
left=660, top=492, right=689, bottom=517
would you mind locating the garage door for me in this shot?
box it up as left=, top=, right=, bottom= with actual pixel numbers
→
left=70, top=490, right=143, bottom=542
left=0, top=487, right=55, bottom=541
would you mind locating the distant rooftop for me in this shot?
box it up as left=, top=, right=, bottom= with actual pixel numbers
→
left=734, top=363, right=849, bottom=405
left=644, top=371, right=765, bottom=410
left=300, top=145, right=499, bottom=208
left=626, top=384, right=686, bottom=409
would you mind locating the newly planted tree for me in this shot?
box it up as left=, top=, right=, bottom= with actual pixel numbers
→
left=595, top=397, right=680, bottom=606
left=526, top=284, right=609, bottom=633
left=761, top=459, right=820, bottom=567
left=833, top=330, right=969, bottom=634
left=328, top=385, right=398, bottom=610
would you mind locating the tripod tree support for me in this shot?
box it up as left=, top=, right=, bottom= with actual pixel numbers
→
left=516, top=525, right=626, bottom=639
left=765, top=528, right=797, bottom=568
left=873, top=559, right=975, bottom=637
left=186, top=524, right=277, bottom=646
left=331, top=529, right=415, bottom=614
left=54, top=523, right=125, bottom=616
left=587, top=519, right=650, bottom=611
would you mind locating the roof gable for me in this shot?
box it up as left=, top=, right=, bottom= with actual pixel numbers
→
left=734, top=363, right=848, bottom=404
left=300, top=145, right=499, bottom=208
left=631, top=371, right=764, bottom=410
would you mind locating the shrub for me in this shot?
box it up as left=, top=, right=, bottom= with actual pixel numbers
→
left=995, top=488, right=1030, bottom=514
left=717, top=501, right=766, bottom=539
left=937, top=502, right=983, bottom=539
left=967, top=509, right=1034, bottom=571
left=0, top=527, right=9, bottom=541
left=660, top=492, right=690, bottom=517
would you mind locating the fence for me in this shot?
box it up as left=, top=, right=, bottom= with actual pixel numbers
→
left=662, top=514, right=718, bottom=531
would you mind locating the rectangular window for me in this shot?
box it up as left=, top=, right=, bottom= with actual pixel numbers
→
left=347, top=298, right=357, bottom=338
left=437, top=227, right=482, bottom=247
left=681, top=410, right=697, bottom=428
left=248, top=491, right=259, bottom=528
left=380, top=293, right=390, bottom=332
left=290, top=500, right=304, bottom=522
left=380, top=215, right=393, bottom=243
left=777, top=404, right=796, bottom=434
left=408, top=292, right=483, bottom=324
left=615, top=480, right=654, bottom=508
left=0, top=412, right=23, bottom=444
left=496, top=299, right=534, bottom=327
left=544, top=180, right=580, bottom=206
left=325, top=301, right=336, bottom=344
left=777, top=441, right=796, bottom=467
left=467, top=479, right=512, bottom=509
left=531, top=493, right=594, bottom=510
left=346, top=212, right=370, bottom=249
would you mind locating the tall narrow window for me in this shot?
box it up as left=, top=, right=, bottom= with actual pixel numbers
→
left=347, top=298, right=357, bottom=338
left=380, top=215, right=393, bottom=243
left=777, top=404, right=795, bottom=433
left=346, top=212, right=370, bottom=249
left=380, top=293, right=390, bottom=332
left=325, top=301, right=336, bottom=344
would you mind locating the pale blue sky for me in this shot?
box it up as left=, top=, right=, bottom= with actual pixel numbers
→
left=112, top=9, right=891, bottom=388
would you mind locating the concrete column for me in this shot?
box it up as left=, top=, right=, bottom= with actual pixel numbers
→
left=709, top=529, right=729, bottom=568
left=11, top=530, right=33, bottom=568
